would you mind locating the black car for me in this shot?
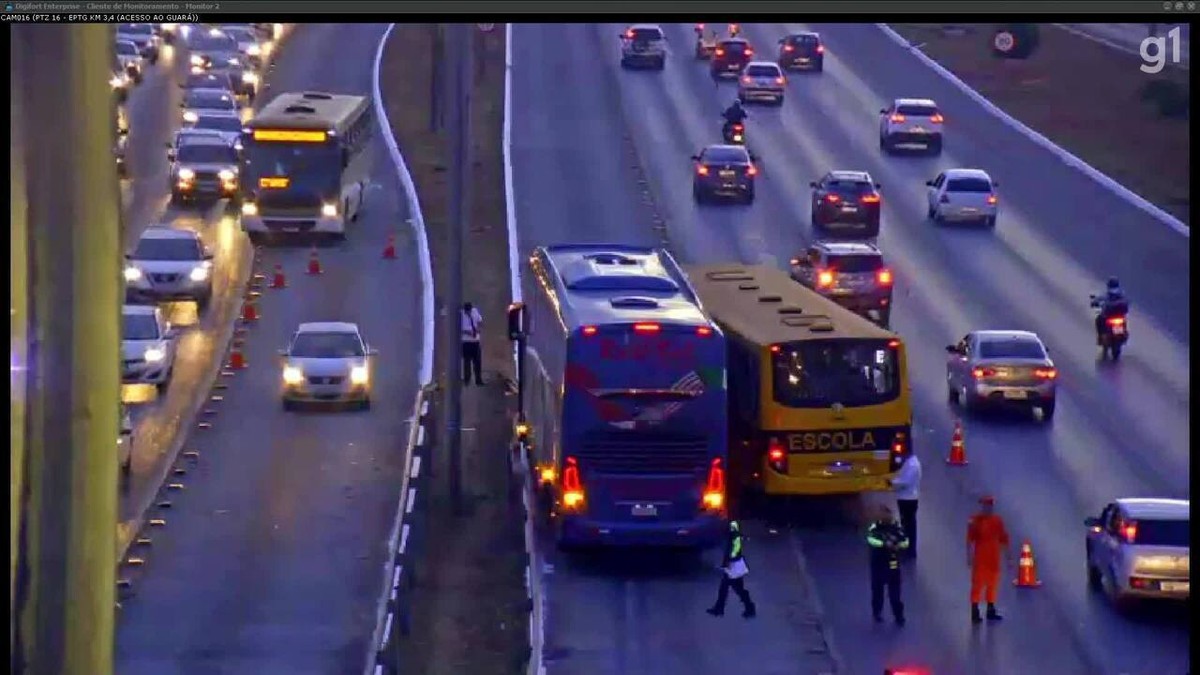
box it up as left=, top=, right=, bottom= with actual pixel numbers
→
left=809, top=170, right=882, bottom=236
left=117, top=23, right=160, bottom=63
left=187, top=30, right=255, bottom=100
left=691, top=144, right=757, bottom=204
left=710, top=38, right=754, bottom=78
left=789, top=241, right=894, bottom=326
left=778, top=32, right=824, bottom=71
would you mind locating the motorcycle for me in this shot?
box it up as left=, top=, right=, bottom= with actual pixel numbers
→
left=1090, top=295, right=1129, bottom=360
left=722, top=121, right=746, bottom=145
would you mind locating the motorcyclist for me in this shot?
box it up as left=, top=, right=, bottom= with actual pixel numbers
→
left=722, top=99, right=748, bottom=140
left=1090, top=277, right=1129, bottom=337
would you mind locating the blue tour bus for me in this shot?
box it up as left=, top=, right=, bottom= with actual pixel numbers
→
left=521, top=244, right=729, bottom=549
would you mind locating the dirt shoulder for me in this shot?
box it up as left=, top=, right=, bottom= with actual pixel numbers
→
left=380, top=24, right=529, bottom=675
left=888, top=24, right=1190, bottom=224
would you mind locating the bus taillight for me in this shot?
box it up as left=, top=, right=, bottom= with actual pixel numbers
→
left=703, top=458, right=725, bottom=511
left=562, top=457, right=585, bottom=509
left=767, top=438, right=788, bottom=474
left=696, top=326, right=713, bottom=337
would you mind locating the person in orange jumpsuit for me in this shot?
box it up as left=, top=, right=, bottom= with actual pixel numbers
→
left=967, top=495, right=1012, bottom=623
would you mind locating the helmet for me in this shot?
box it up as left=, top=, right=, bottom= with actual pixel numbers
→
left=732, top=99, right=743, bottom=109
left=729, top=520, right=740, bottom=532
left=1107, top=277, right=1120, bottom=290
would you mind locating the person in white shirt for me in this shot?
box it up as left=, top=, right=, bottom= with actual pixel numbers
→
left=889, top=452, right=922, bottom=559
left=460, top=302, right=484, bottom=386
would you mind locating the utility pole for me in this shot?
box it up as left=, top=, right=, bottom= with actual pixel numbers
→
left=11, top=25, right=121, bottom=675
left=443, top=23, right=473, bottom=516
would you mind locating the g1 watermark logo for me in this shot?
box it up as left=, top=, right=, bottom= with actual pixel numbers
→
left=1140, top=26, right=1183, bottom=74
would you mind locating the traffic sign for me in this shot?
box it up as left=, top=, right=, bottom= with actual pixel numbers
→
left=478, top=23, right=496, bottom=33
left=992, top=30, right=1015, bottom=53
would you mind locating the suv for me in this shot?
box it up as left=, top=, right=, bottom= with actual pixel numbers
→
left=619, top=24, right=666, bottom=70
left=121, top=304, right=178, bottom=395
left=809, top=170, right=883, bottom=236
left=879, top=98, right=944, bottom=155
left=168, top=135, right=241, bottom=205
left=710, top=38, right=754, bottom=78
left=777, top=32, right=824, bottom=71
left=1085, top=498, right=1189, bottom=608
left=789, top=241, right=894, bottom=326
left=123, top=228, right=215, bottom=310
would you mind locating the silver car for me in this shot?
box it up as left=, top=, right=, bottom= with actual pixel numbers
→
left=927, top=168, right=999, bottom=227
left=124, top=228, right=215, bottom=309
left=619, top=24, right=666, bottom=70
left=280, top=322, right=377, bottom=410
left=879, top=97, right=944, bottom=155
left=738, top=61, right=786, bottom=105
left=167, top=135, right=241, bottom=204
left=945, top=330, right=1057, bottom=420
left=121, top=304, right=178, bottom=394
left=1086, top=498, right=1189, bottom=607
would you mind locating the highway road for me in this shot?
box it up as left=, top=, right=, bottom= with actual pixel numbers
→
left=115, top=23, right=423, bottom=673
left=511, top=23, right=1189, bottom=675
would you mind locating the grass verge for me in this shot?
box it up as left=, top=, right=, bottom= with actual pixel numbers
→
left=379, top=24, right=530, bottom=675
left=888, top=24, right=1189, bottom=224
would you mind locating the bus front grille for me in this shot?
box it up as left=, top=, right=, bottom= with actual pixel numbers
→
left=577, top=433, right=710, bottom=475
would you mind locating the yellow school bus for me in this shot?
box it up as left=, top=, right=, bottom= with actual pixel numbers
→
left=685, top=263, right=913, bottom=497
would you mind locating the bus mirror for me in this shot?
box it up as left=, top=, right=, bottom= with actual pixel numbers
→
left=507, top=302, right=526, bottom=341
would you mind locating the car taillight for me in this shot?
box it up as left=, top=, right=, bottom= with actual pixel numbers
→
left=817, top=270, right=834, bottom=287
left=986, top=194, right=997, bottom=205
left=825, top=194, right=841, bottom=204
left=767, top=438, right=788, bottom=473
left=743, top=76, right=753, bottom=84
left=746, top=164, right=758, bottom=176
left=930, top=113, right=944, bottom=124
left=784, top=44, right=794, bottom=52
left=697, top=165, right=709, bottom=176
left=702, top=458, right=725, bottom=511
left=1034, top=368, right=1057, bottom=379
left=715, top=48, right=725, bottom=56
left=562, top=457, right=584, bottom=509
left=633, top=322, right=660, bottom=333
left=972, top=367, right=996, bottom=378
left=1122, top=521, right=1137, bottom=544
left=732, top=123, right=744, bottom=131
left=538, top=466, right=555, bottom=484
left=816, top=45, right=825, bottom=53
left=775, top=76, right=785, bottom=85
left=625, top=29, right=635, bottom=39
left=581, top=325, right=598, bottom=336
left=889, top=113, right=905, bottom=123
left=877, top=269, right=893, bottom=285
left=1107, top=316, right=1125, bottom=326
left=861, top=194, right=880, bottom=204
left=696, top=326, right=713, bottom=337
left=745, top=48, right=754, bottom=56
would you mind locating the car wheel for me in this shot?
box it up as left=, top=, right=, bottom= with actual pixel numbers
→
left=1111, top=344, right=1122, bottom=361
left=155, top=380, right=169, bottom=396
left=948, top=382, right=959, bottom=404
left=866, top=221, right=881, bottom=238
left=959, top=385, right=974, bottom=412
left=880, top=134, right=892, bottom=153
left=932, top=209, right=944, bottom=226
left=737, top=93, right=746, bottom=103
left=655, top=56, right=666, bottom=70
left=121, top=455, right=132, bottom=477
left=1087, top=548, right=1103, bottom=591
left=984, top=215, right=997, bottom=228
left=693, top=184, right=705, bottom=204
left=169, top=192, right=181, bottom=207
left=1102, top=568, right=1131, bottom=610
left=1039, top=399, right=1056, bottom=421
left=775, top=95, right=785, bottom=106
left=814, top=62, right=824, bottom=72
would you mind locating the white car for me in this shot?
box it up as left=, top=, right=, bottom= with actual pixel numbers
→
left=619, top=24, right=666, bottom=70
left=179, top=87, right=238, bottom=125
left=115, top=40, right=144, bottom=83
left=124, top=228, right=215, bottom=310
left=1085, top=498, right=1189, bottom=608
left=879, top=97, right=944, bottom=155
left=121, top=305, right=178, bottom=394
left=926, top=168, right=999, bottom=227
left=279, top=322, right=377, bottom=410
left=738, top=61, right=786, bottom=105
left=118, top=403, right=133, bottom=476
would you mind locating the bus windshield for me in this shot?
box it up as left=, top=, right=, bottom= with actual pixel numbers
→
left=242, top=141, right=341, bottom=192
left=771, top=338, right=900, bottom=408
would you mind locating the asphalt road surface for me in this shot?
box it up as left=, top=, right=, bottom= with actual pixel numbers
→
left=115, top=23, right=423, bottom=674
left=510, top=23, right=1189, bottom=675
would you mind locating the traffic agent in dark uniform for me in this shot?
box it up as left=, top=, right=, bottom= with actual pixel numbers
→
left=706, top=520, right=757, bottom=619
left=867, top=504, right=909, bottom=625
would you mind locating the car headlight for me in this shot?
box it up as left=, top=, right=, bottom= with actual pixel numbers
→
left=218, top=169, right=236, bottom=181
left=247, top=44, right=261, bottom=56
left=282, top=365, right=304, bottom=384
left=242, top=71, right=258, bottom=84
left=177, top=168, right=195, bottom=180
left=182, top=111, right=199, bottom=123
left=110, top=74, right=127, bottom=88
left=123, top=266, right=142, bottom=282
left=241, top=202, right=258, bottom=216
left=144, top=347, right=165, bottom=362
left=190, top=54, right=204, bottom=66
left=350, top=365, right=369, bottom=385
left=189, top=266, right=210, bottom=282
left=321, top=203, right=338, bottom=217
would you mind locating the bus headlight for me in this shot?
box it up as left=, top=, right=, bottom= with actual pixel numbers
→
left=123, top=266, right=142, bottom=282
left=218, top=169, right=236, bottom=181
left=182, top=111, right=199, bottom=123
left=282, top=366, right=304, bottom=385
left=144, top=347, right=165, bottom=363
left=190, top=54, right=204, bottom=66
left=189, top=266, right=210, bottom=282
left=177, top=168, right=195, bottom=181
left=350, top=365, right=369, bottom=385
left=321, top=203, right=338, bottom=218
left=242, top=71, right=258, bottom=84
left=241, top=202, right=258, bottom=216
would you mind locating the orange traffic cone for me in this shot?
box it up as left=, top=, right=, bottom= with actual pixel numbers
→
left=382, top=234, right=397, bottom=259
left=946, top=420, right=968, bottom=465
left=1013, top=540, right=1043, bottom=587
left=270, top=264, right=286, bottom=288
left=227, top=346, right=246, bottom=369
left=306, top=246, right=322, bottom=275
left=241, top=302, right=258, bottom=322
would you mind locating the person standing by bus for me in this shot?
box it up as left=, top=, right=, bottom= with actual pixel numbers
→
left=461, top=301, right=484, bottom=386
left=967, top=495, right=1012, bottom=624
left=707, top=521, right=757, bottom=619
left=888, top=452, right=922, bottom=559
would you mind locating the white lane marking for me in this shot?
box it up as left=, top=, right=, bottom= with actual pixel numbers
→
left=421, top=400, right=429, bottom=415
left=410, top=455, right=421, bottom=479
left=380, top=612, right=393, bottom=647
left=392, top=564, right=402, bottom=590
left=405, top=487, right=416, bottom=514
left=399, top=523, right=410, bottom=555
left=416, top=424, right=425, bottom=447
left=875, top=24, right=1188, bottom=237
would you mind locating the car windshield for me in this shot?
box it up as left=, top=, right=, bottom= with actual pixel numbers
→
left=787, top=35, right=820, bottom=46
left=978, top=338, right=1046, bottom=359
left=721, top=41, right=748, bottom=53
left=629, top=28, right=661, bottom=41
left=195, top=115, right=243, bottom=132
left=185, top=74, right=231, bottom=89
left=897, top=104, right=939, bottom=117
left=290, top=332, right=363, bottom=358
left=133, top=236, right=202, bottom=260
left=178, top=144, right=237, bottom=163
left=746, top=65, right=779, bottom=77
left=827, top=179, right=874, bottom=194
left=1133, top=518, right=1190, bottom=547
left=828, top=255, right=883, bottom=273
left=190, top=34, right=238, bottom=52
left=772, top=339, right=901, bottom=408
left=225, top=28, right=256, bottom=42
left=123, top=314, right=161, bottom=340
left=702, top=147, right=748, bottom=164
left=945, top=177, right=993, bottom=192
left=186, top=92, right=235, bottom=108
left=119, top=24, right=153, bottom=35
left=116, top=42, right=138, bottom=56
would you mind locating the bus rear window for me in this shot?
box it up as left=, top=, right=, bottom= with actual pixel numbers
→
left=771, top=339, right=900, bottom=408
